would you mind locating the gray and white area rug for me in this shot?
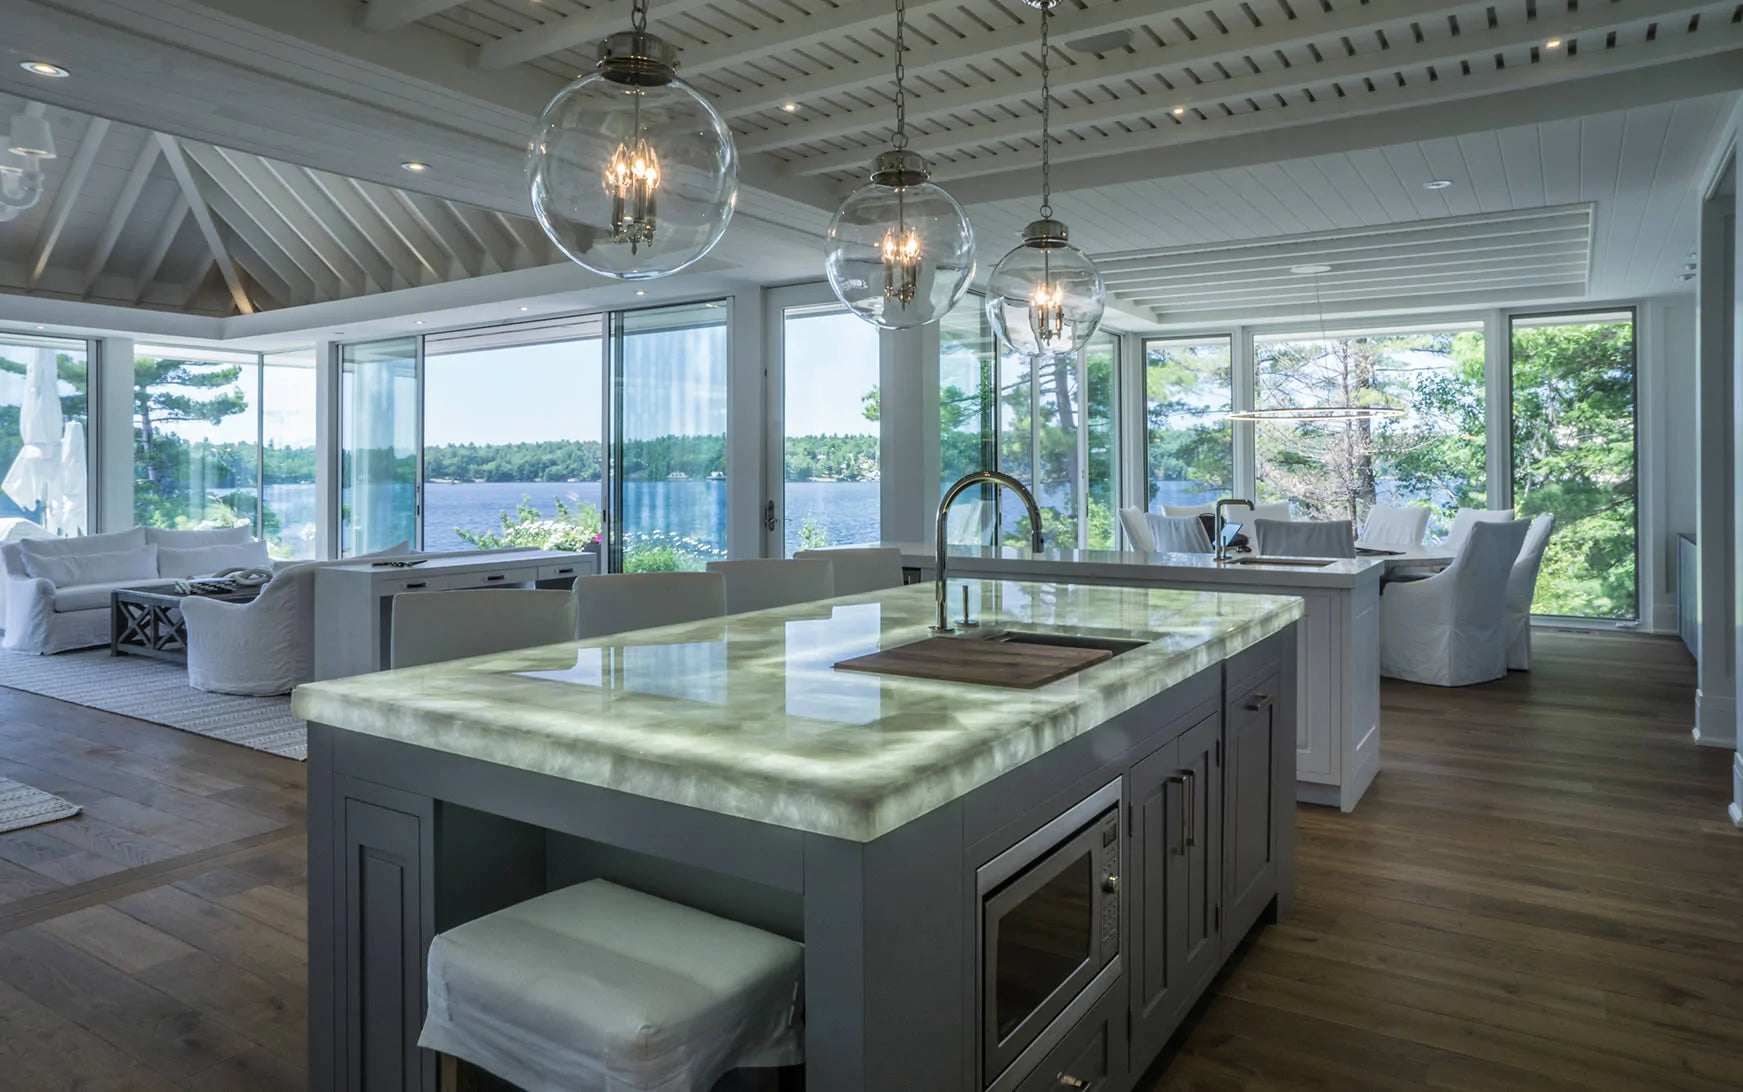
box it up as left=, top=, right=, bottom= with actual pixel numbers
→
left=0, top=649, right=306, bottom=760
left=0, top=775, right=81, bottom=833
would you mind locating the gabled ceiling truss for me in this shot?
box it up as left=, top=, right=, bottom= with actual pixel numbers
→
left=0, top=93, right=566, bottom=316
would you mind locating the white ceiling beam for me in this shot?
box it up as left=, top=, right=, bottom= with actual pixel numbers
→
left=133, top=195, right=189, bottom=304
left=80, top=135, right=160, bottom=297
left=180, top=258, right=216, bottom=310
left=214, top=148, right=372, bottom=295
left=304, top=169, right=429, bottom=288
left=395, top=191, right=484, bottom=277
left=492, top=212, right=564, bottom=265
left=180, top=141, right=343, bottom=300
left=1148, top=281, right=1593, bottom=326
left=1105, top=244, right=1593, bottom=293
left=360, top=0, right=474, bottom=32
left=1098, top=223, right=1594, bottom=278
left=218, top=232, right=298, bottom=309
left=156, top=133, right=255, bottom=315
left=27, top=117, right=109, bottom=289
left=475, top=0, right=720, bottom=71
left=1123, top=259, right=1594, bottom=307
left=677, top=0, right=968, bottom=80
left=264, top=161, right=400, bottom=292
left=350, top=178, right=452, bottom=280
left=442, top=200, right=517, bottom=271
left=916, top=29, right=1743, bottom=190
left=743, top=0, right=1473, bottom=152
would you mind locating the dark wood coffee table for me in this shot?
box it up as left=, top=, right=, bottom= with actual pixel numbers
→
left=110, top=582, right=261, bottom=663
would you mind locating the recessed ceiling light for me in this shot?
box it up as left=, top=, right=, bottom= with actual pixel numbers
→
left=20, top=61, right=69, bottom=78
left=1544, top=39, right=1562, bottom=49
left=35, top=324, right=46, bottom=330
left=781, top=102, right=800, bottom=113
left=1171, top=106, right=1187, bottom=116
left=520, top=306, right=529, bottom=311
left=1289, top=264, right=1333, bottom=275
left=636, top=290, right=645, bottom=295
left=400, top=160, right=431, bottom=173
left=1422, top=179, right=1453, bottom=190
left=415, top=320, right=423, bottom=325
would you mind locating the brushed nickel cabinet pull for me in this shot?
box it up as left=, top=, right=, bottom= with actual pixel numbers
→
left=1181, top=768, right=1196, bottom=849
left=1245, top=692, right=1272, bottom=713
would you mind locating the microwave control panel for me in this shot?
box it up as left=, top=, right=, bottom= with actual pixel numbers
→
left=1097, top=808, right=1120, bottom=963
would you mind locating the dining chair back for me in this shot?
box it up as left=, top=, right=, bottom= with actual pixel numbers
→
left=1504, top=513, right=1557, bottom=670
left=390, top=589, right=578, bottom=669
left=572, top=572, right=728, bottom=640
left=1143, top=514, right=1215, bottom=554
left=706, top=558, right=836, bottom=614
left=1445, top=506, right=1515, bottom=552
left=1252, top=518, right=1356, bottom=558
left=1358, top=505, right=1430, bottom=550
left=794, top=547, right=904, bottom=595
left=1118, top=507, right=1155, bottom=552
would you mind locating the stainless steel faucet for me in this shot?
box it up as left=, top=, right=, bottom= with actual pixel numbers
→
left=1214, top=497, right=1255, bottom=562
left=933, top=471, right=1045, bottom=634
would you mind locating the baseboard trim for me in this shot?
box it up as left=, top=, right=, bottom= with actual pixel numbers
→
left=1694, top=690, right=1736, bottom=748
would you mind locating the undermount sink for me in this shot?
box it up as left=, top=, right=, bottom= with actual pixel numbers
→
left=981, top=629, right=1148, bottom=658
left=1225, top=556, right=1335, bottom=568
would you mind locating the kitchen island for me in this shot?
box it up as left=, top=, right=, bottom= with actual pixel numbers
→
left=880, top=543, right=1386, bottom=811
left=295, top=580, right=1301, bottom=1091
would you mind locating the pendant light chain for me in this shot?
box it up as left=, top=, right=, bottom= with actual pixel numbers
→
left=891, top=0, right=909, bottom=150
left=1038, top=2, right=1052, bottom=220
left=631, top=0, right=648, bottom=33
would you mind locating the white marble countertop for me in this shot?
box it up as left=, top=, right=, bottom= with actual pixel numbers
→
left=293, top=581, right=1302, bottom=843
left=875, top=542, right=1395, bottom=588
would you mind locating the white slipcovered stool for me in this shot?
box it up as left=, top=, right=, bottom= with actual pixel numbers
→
left=421, top=880, right=804, bottom=1092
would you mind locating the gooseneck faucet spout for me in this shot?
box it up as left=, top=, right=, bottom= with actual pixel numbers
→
left=933, top=471, right=1045, bottom=634
left=1214, top=497, right=1255, bottom=563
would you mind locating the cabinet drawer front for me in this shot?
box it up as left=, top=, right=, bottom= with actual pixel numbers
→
left=538, top=561, right=584, bottom=582
left=1014, top=982, right=1127, bottom=1092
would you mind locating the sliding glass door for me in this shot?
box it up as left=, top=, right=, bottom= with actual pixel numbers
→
left=261, top=349, right=319, bottom=559
left=773, top=299, right=881, bottom=556
left=422, top=319, right=605, bottom=554
left=1509, top=310, right=1637, bottom=620
left=339, top=338, right=419, bottom=556
left=612, top=301, right=730, bottom=571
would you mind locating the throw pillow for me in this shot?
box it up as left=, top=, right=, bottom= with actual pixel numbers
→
left=143, top=525, right=254, bottom=548
left=22, top=543, right=159, bottom=587
left=17, top=526, right=146, bottom=562
left=157, top=539, right=271, bottom=578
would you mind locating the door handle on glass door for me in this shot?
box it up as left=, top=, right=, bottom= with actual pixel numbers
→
left=763, top=500, right=777, bottom=532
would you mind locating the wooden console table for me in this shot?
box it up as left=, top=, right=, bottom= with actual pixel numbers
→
left=312, top=550, right=596, bottom=681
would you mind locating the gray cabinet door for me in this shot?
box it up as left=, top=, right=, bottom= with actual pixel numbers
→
left=1223, top=674, right=1280, bottom=943
left=341, top=788, right=433, bottom=1092
left=1128, top=738, right=1182, bottom=1053
left=1173, top=712, right=1223, bottom=998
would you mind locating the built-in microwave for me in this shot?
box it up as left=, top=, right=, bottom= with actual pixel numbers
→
left=978, top=779, right=1122, bottom=1091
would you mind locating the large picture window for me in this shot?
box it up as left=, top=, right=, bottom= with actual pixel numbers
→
left=939, top=293, right=998, bottom=544
left=0, top=333, right=89, bottom=535
left=1510, top=311, right=1636, bottom=620
left=1144, top=336, right=1232, bottom=511
left=1253, top=325, right=1486, bottom=541
left=779, top=304, right=879, bottom=555
left=261, top=349, right=319, bottom=559
left=134, top=345, right=260, bottom=535
left=339, top=338, right=419, bottom=556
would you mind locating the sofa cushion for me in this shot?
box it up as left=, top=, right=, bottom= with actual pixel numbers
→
left=23, top=544, right=158, bottom=588
left=157, top=539, right=271, bottom=578
left=53, top=577, right=174, bottom=613
left=143, top=525, right=254, bottom=549
left=17, top=527, right=146, bottom=567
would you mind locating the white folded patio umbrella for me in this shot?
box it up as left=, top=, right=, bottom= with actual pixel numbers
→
left=46, top=418, right=86, bottom=536
left=2, top=349, right=65, bottom=522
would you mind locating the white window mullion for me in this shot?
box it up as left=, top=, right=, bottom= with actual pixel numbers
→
left=1232, top=325, right=1255, bottom=500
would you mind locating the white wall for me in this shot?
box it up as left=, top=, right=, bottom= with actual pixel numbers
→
left=1645, top=297, right=1698, bottom=635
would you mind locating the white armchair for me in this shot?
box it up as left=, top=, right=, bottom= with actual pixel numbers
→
left=1380, top=519, right=1531, bottom=686
left=1505, top=513, right=1556, bottom=671
left=183, top=564, right=318, bottom=696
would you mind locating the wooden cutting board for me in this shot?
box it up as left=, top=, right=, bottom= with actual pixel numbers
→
left=834, top=637, right=1113, bottom=690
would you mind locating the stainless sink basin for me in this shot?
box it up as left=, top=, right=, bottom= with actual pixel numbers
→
left=1225, top=556, right=1335, bottom=568
left=980, top=630, right=1148, bottom=657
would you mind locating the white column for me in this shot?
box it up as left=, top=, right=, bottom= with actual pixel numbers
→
left=1231, top=325, right=1254, bottom=499
left=1482, top=310, right=1510, bottom=510
left=881, top=322, right=938, bottom=543
left=726, top=287, right=767, bottom=559
left=312, top=339, right=338, bottom=559
left=1697, top=185, right=1737, bottom=748
left=93, top=336, right=134, bottom=534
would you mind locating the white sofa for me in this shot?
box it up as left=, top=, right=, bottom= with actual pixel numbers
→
left=0, top=525, right=269, bottom=655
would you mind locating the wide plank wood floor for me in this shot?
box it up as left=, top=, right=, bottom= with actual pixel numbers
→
left=0, top=630, right=1737, bottom=1091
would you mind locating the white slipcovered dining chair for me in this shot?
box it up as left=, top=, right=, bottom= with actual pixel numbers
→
left=1251, top=518, right=1356, bottom=559
left=1505, top=513, right=1557, bottom=671
left=572, top=571, right=728, bottom=640
left=1381, top=518, right=1532, bottom=687
left=707, top=558, right=835, bottom=614
left=1143, top=513, right=1215, bottom=554
left=1118, top=506, right=1155, bottom=552
left=794, top=547, right=904, bottom=595
left=1165, top=500, right=1291, bottom=524
left=389, top=589, right=579, bottom=669
left=1445, top=506, right=1515, bottom=551
left=1358, top=505, right=1430, bottom=551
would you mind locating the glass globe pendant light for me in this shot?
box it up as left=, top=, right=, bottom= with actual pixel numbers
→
left=528, top=0, right=738, bottom=280
left=985, top=0, right=1106, bottom=358
left=824, top=0, right=976, bottom=328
